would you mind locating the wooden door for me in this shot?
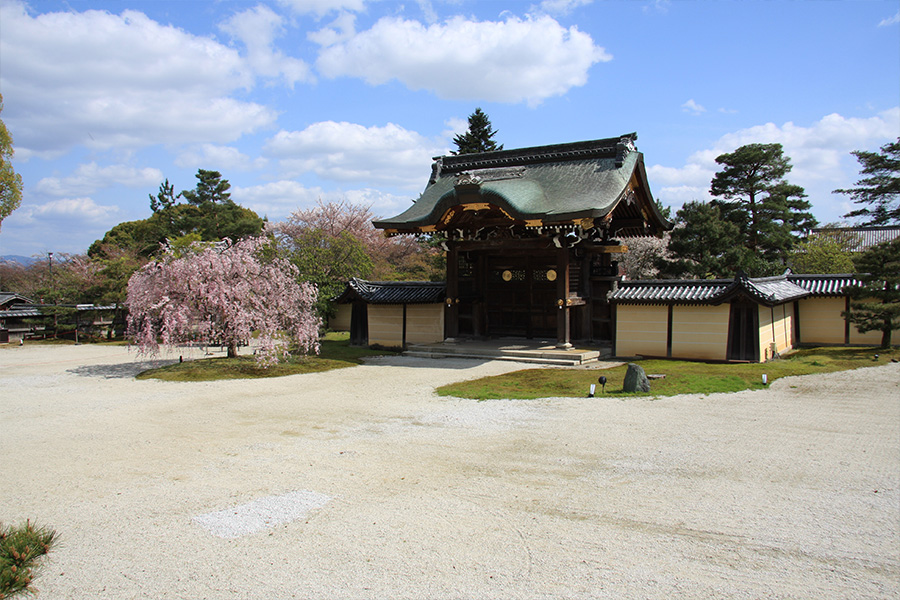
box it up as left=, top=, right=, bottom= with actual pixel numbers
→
left=727, top=302, right=759, bottom=362
left=484, top=255, right=556, bottom=338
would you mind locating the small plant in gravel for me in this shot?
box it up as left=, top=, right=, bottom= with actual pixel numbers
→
left=0, top=520, right=57, bottom=598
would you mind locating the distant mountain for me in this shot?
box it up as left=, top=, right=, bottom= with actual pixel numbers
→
left=0, top=255, right=39, bottom=266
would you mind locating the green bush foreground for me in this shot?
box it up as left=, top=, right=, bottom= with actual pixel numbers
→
left=0, top=521, right=57, bottom=599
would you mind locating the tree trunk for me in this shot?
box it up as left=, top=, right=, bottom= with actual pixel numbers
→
left=227, top=341, right=238, bottom=358
left=881, top=327, right=892, bottom=349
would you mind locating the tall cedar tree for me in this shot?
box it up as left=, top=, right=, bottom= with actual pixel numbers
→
left=842, top=238, right=900, bottom=348
left=452, top=108, right=503, bottom=155
left=836, top=138, right=900, bottom=225
left=710, top=143, right=817, bottom=268
left=0, top=93, right=23, bottom=233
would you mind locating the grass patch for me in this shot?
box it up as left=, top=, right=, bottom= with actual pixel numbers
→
left=437, top=346, right=898, bottom=400
left=135, top=331, right=398, bottom=381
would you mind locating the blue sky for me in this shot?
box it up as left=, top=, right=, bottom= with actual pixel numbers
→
left=1, top=0, right=898, bottom=258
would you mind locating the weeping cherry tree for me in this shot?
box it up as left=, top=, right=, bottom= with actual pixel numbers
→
left=126, top=236, right=320, bottom=367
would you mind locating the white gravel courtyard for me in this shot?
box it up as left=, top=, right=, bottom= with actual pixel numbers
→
left=1, top=343, right=898, bottom=599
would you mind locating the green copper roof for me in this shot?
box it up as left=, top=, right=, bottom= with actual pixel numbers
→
left=374, top=134, right=667, bottom=232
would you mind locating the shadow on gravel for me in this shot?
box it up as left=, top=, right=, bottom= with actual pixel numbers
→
left=68, top=359, right=178, bottom=379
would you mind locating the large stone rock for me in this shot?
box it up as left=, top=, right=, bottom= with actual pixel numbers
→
left=623, top=363, right=651, bottom=393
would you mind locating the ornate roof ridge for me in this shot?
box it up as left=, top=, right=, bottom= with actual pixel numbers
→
left=436, top=133, right=638, bottom=173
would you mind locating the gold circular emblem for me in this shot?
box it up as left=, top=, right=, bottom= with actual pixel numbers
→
left=502, top=270, right=513, bottom=282
left=546, top=269, right=557, bottom=282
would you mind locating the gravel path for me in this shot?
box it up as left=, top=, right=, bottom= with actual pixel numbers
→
left=1, top=344, right=898, bottom=599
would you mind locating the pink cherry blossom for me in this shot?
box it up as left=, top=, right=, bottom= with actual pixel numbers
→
left=126, top=236, right=320, bottom=367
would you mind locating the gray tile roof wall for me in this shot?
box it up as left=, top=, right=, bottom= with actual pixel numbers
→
left=611, top=274, right=814, bottom=305
left=610, top=279, right=729, bottom=303
left=335, top=278, right=446, bottom=305
left=788, top=274, right=860, bottom=295
left=737, top=276, right=809, bottom=304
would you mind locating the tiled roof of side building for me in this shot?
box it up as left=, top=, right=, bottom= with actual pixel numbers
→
left=333, top=278, right=446, bottom=305
left=609, top=279, right=730, bottom=304
left=787, top=274, right=861, bottom=295
left=0, top=292, right=35, bottom=308
left=610, top=274, right=811, bottom=306
left=721, top=274, right=810, bottom=305
left=810, top=226, right=900, bottom=251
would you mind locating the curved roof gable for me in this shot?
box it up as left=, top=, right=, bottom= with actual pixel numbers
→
left=373, top=134, right=670, bottom=236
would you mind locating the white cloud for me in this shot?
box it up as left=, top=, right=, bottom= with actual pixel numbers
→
left=0, top=196, right=122, bottom=255
left=0, top=1, right=278, bottom=156
left=233, top=180, right=409, bottom=220
left=442, top=117, right=469, bottom=140
left=533, top=0, right=593, bottom=16
left=219, top=5, right=312, bottom=87
left=263, top=121, right=448, bottom=188
left=878, top=10, right=900, bottom=27
left=643, top=0, right=671, bottom=14
left=175, top=144, right=268, bottom=171
left=315, top=15, right=611, bottom=106
left=277, top=0, right=366, bottom=17
left=648, top=108, right=900, bottom=222
left=233, top=180, right=326, bottom=216
left=34, top=163, right=163, bottom=197
left=307, top=12, right=357, bottom=46
left=15, top=197, right=120, bottom=224
left=682, top=99, right=706, bottom=115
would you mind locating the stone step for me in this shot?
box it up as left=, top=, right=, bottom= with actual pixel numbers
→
left=409, top=345, right=598, bottom=358
left=403, top=351, right=584, bottom=366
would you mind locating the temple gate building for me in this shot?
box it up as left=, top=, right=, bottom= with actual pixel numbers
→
left=373, top=133, right=670, bottom=348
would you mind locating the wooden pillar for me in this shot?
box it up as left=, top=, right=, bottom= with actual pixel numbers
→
left=402, top=303, right=408, bottom=349
left=556, top=246, right=571, bottom=348
left=844, top=296, right=850, bottom=345
left=446, top=243, right=459, bottom=339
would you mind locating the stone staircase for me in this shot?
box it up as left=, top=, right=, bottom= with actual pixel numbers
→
left=404, top=338, right=610, bottom=366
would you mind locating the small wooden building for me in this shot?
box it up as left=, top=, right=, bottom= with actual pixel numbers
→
left=610, top=273, right=885, bottom=362
left=332, top=278, right=446, bottom=348
left=373, top=134, right=670, bottom=347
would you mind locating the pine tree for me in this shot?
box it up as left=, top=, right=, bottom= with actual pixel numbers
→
left=710, top=143, right=817, bottom=267
left=843, top=238, right=900, bottom=348
left=656, top=201, right=748, bottom=278
left=181, top=169, right=232, bottom=206
left=451, top=108, right=503, bottom=155
left=836, top=138, right=900, bottom=225
left=149, top=179, right=181, bottom=212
